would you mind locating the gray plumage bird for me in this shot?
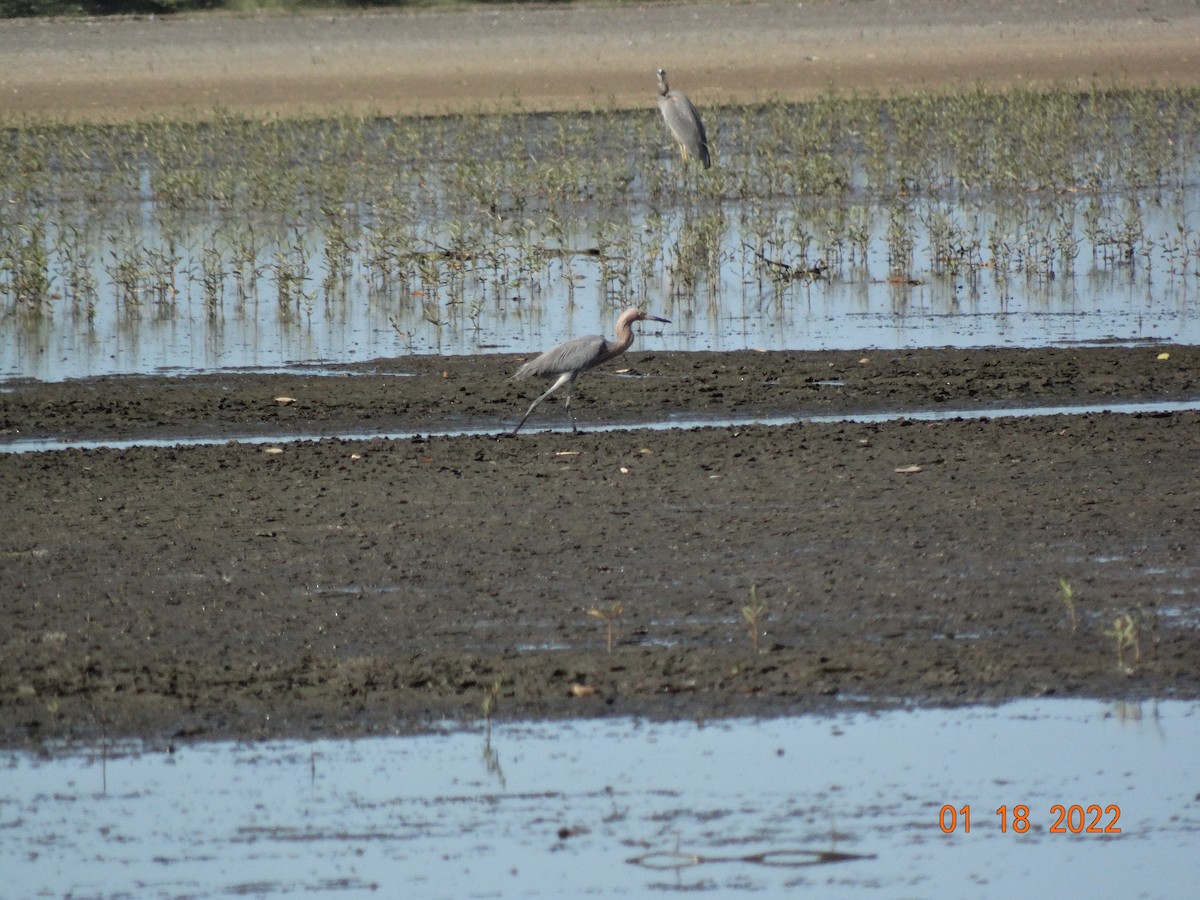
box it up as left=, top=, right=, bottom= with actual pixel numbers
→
left=656, top=68, right=711, bottom=169
left=511, top=308, right=670, bottom=434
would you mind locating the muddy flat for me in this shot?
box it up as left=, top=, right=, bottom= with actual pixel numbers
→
left=1, top=1, right=1200, bottom=749
left=2, top=347, right=1198, bottom=747
left=1, top=0, right=1199, bottom=121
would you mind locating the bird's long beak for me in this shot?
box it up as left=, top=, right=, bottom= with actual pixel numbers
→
left=644, top=315, right=670, bottom=323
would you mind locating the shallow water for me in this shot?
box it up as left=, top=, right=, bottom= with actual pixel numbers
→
left=3, top=241, right=1193, bottom=384
left=3, top=699, right=1197, bottom=898
left=1, top=397, right=1196, bottom=454
left=2, top=106, right=1197, bottom=383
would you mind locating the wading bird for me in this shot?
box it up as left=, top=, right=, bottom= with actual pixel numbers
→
left=657, top=68, right=711, bottom=169
left=510, top=308, right=670, bottom=434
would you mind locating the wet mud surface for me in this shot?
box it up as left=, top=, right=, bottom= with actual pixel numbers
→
left=2, top=347, right=1199, bottom=749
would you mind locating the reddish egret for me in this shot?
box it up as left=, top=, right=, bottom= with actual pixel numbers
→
left=510, top=308, right=670, bottom=434
left=657, top=68, right=711, bottom=169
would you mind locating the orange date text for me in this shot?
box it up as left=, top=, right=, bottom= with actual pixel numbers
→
left=938, top=804, right=1121, bottom=834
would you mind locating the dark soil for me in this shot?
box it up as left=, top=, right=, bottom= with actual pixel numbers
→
left=2, top=346, right=1198, bottom=750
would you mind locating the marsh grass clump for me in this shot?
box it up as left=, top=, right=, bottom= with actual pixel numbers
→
left=667, top=209, right=726, bottom=301
left=1103, top=613, right=1140, bottom=674
left=0, top=215, right=52, bottom=311
left=1103, top=603, right=1162, bottom=674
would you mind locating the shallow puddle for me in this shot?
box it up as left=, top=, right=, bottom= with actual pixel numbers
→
left=1, top=397, right=1196, bottom=454
left=4, top=699, right=1197, bottom=897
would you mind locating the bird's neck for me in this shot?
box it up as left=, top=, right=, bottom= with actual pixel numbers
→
left=598, top=325, right=636, bottom=365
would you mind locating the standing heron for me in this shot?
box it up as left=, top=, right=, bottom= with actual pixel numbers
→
left=510, top=308, right=670, bottom=434
left=657, top=68, right=711, bottom=169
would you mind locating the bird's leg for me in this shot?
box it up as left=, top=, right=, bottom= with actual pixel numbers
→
left=565, top=384, right=577, bottom=432
left=512, top=372, right=573, bottom=435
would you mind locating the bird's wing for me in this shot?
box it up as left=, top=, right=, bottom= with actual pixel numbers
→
left=686, top=97, right=709, bottom=146
left=659, top=93, right=710, bottom=166
left=677, top=95, right=709, bottom=151
left=515, top=334, right=607, bottom=379
left=658, top=95, right=691, bottom=138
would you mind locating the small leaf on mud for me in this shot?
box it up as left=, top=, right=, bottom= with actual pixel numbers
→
left=273, top=396, right=296, bottom=405
left=263, top=447, right=284, bottom=455
left=858, top=357, right=870, bottom=365
left=570, top=683, right=597, bottom=698
left=1157, top=352, right=1170, bottom=360
left=894, top=464, right=923, bottom=474
left=555, top=451, right=580, bottom=457
left=619, top=466, right=630, bottom=474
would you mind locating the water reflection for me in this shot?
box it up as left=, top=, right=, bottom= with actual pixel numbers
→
left=3, top=244, right=1194, bottom=383
left=3, top=700, right=1197, bottom=897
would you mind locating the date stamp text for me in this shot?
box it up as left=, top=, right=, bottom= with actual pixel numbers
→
left=939, top=804, right=1122, bottom=834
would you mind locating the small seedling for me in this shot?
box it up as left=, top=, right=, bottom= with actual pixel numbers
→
left=480, top=675, right=505, bottom=785
left=588, top=602, right=623, bottom=653
left=482, top=674, right=503, bottom=736
left=1135, top=602, right=1161, bottom=661
left=742, top=583, right=767, bottom=652
left=1059, top=577, right=1077, bottom=632
left=1103, top=614, right=1140, bottom=673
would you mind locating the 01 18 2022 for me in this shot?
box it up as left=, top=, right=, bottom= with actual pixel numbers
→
left=939, top=803, right=1121, bottom=834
